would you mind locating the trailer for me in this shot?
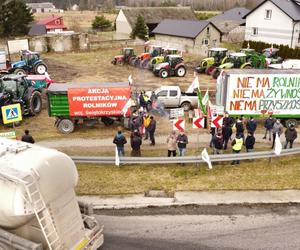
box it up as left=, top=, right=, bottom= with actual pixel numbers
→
left=47, top=82, right=132, bottom=133
left=215, top=69, right=300, bottom=127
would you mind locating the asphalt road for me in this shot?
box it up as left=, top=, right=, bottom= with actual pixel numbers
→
left=96, top=207, right=300, bottom=250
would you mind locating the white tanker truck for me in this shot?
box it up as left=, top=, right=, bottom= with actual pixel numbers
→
left=0, top=138, right=104, bottom=250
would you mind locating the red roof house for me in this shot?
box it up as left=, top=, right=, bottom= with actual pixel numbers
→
left=37, top=15, right=67, bottom=33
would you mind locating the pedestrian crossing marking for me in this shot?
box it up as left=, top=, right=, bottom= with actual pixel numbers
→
left=1, top=104, right=22, bottom=124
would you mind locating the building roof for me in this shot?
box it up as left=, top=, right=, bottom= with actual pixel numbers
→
left=243, top=0, right=300, bottom=21
left=37, top=15, right=62, bottom=25
left=208, top=7, right=250, bottom=33
left=27, top=2, right=55, bottom=9
left=28, top=24, right=47, bottom=36
left=152, top=19, right=221, bottom=39
left=120, top=7, right=197, bottom=27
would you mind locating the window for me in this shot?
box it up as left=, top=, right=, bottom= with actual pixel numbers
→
left=157, top=90, right=167, bottom=97
left=170, top=90, right=178, bottom=97
left=265, top=9, right=272, bottom=19
left=206, top=27, right=210, bottom=34
left=252, top=27, right=258, bottom=35
left=202, top=38, right=209, bottom=45
left=298, top=33, right=300, bottom=44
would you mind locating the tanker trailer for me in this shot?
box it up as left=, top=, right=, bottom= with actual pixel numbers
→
left=0, top=138, right=103, bottom=250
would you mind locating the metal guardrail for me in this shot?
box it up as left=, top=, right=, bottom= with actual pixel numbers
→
left=71, top=148, right=300, bottom=165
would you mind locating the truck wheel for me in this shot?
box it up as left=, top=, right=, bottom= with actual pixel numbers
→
left=35, top=63, right=47, bottom=75
left=58, top=119, right=75, bottom=134
left=28, top=91, right=42, bottom=115
left=181, top=102, right=191, bottom=111
left=212, top=69, right=220, bottom=79
left=176, top=66, right=186, bottom=77
left=285, top=119, right=297, bottom=128
left=159, top=69, right=168, bottom=78
left=14, top=68, right=26, bottom=75
left=101, top=117, right=114, bottom=126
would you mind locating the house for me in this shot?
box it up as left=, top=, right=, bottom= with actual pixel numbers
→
left=208, top=7, right=250, bottom=42
left=37, top=15, right=67, bottom=34
left=152, top=19, right=222, bottom=55
left=115, top=7, right=197, bottom=37
left=244, top=0, right=300, bottom=48
left=26, top=2, right=63, bottom=13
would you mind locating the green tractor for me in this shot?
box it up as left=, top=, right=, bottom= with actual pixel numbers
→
left=111, top=48, right=136, bottom=65
left=263, top=48, right=283, bottom=65
left=195, top=48, right=228, bottom=74
left=147, top=48, right=178, bottom=70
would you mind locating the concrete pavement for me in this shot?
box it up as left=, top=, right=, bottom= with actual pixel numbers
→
left=78, top=190, right=300, bottom=210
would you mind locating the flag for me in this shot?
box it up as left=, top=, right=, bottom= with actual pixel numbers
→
left=201, top=148, right=212, bottom=170
left=274, top=133, right=282, bottom=156
left=186, top=76, right=199, bottom=93
left=128, top=75, right=133, bottom=85
left=270, top=44, right=273, bottom=55
left=247, top=42, right=250, bottom=49
left=122, top=99, right=131, bottom=117
left=115, top=147, right=120, bottom=166
left=197, top=88, right=207, bottom=115
left=202, top=89, right=209, bottom=106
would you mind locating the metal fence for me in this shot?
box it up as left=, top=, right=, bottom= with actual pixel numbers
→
left=71, top=148, right=300, bottom=165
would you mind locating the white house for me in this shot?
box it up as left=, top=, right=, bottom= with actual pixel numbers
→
left=27, top=2, right=63, bottom=13
left=244, top=0, right=300, bottom=48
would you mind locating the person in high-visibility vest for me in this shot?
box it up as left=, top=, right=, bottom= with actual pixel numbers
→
left=231, top=133, right=243, bottom=165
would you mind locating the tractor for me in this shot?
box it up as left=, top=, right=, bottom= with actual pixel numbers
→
left=153, top=54, right=186, bottom=78
left=8, top=50, right=48, bottom=75
left=0, top=74, right=43, bottom=124
left=148, top=48, right=178, bottom=70
left=111, top=48, right=136, bottom=65
left=263, top=48, right=283, bottom=65
left=195, top=48, right=228, bottom=74
left=131, top=46, right=163, bottom=69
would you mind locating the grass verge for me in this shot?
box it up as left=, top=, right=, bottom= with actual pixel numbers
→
left=76, top=155, right=300, bottom=195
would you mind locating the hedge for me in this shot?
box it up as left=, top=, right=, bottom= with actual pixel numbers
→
left=242, top=40, right=300, bottom=59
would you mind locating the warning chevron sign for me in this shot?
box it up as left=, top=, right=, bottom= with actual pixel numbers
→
left=1, top=104, right=22, bottom=124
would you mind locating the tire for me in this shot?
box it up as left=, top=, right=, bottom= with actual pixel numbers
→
left=212, top=69, right=220, bottom=79
left=243, top=65, right=252, bottom=69
left=159, top=69, right=168, bottom=78
left=14, top=68, right=27, bottom=75
left=57, top=119, right=75, bottom=134
left=205, top=66, right=215, bottom=75
left=176, top=66, right=186, bottom=77
left=117, top=60, right=124, bottom=65
left=34, top=63, right=47, bottom=75
left=28, top=91, right=42, bottom=115
left=101, top=116, right=114, bottom=126
left=285, top=119, right=297, bottom=128
left=181, top=102, right=191, bottom=111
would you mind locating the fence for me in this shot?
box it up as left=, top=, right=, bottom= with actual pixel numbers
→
left=71, top=147, right=300, bottom=165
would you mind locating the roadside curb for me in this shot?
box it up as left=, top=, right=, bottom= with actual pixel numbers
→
left=78, top=190, right=300, bottom=210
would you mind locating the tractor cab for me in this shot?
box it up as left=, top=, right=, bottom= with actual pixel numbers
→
left=123, top=48, right=135, bottom=61
left=207, top=48, right=228, bottom=64
left=153, top=54, right=186, bottom=78
left=112, top=48, right=136, bottom=65
left=165, top=54, right=183, bottom=67
left=149, top=46, right=162, bottom=57
left=162, top=48, right=178, bottom=55
left=263, top=48, right=283, bottom=64
left=240, top=48, right=255, bottom=54
left=228, top=53, right=247, bottom=68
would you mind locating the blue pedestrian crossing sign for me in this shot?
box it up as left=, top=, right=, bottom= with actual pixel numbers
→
left=1, top=104, right=22, bottom=124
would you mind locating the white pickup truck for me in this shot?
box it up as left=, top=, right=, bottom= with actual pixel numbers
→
left=147, top=86, right=198, bottom=111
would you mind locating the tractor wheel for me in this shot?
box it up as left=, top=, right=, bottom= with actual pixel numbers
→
left=117, top=60, right=124, bottom=65
left=181, top=102, right=191, bottom=111
left=212, top=69, right=220, bottom=79
left=34, top=63, right=47, bottom=75
left=57, top=119, right=75, bottom=134
left=28, top=91, right=42, bottom=115
left=14, top=68, right=27, bottom=75
left=205, top=66, right=215, bottom=75
left=243, top=65, right=252, bottom=69
left=176, top=66, right=186, bottom=77
left=101, top=116, right=114, bottom=126
left=159, top=69, right=169, bottom=78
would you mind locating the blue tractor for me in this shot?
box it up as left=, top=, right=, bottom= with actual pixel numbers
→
left=9, top=50, right=48, bottom=75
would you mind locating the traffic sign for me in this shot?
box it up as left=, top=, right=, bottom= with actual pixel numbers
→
left=193, top=117, right=205, bottom=129
left=211, top=116, right=223, bottom=128
left=1, top=104, right=22, bottom=124
left=173, top=119, right=185, bottom=131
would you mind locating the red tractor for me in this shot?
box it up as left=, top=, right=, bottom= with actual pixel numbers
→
left=153, top=55, right=186, bottom=78
left=111, top=48, right=136, bottom=65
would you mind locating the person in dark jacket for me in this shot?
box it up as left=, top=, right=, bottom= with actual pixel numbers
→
left=223, top=112, right=235, bottom=127
left=177, top=131, right=188, bottom=157
left=235, top=117, right=245, bottom=140
left=245, top=132, right=255, bottom=153
left=21, top=130, right=35, bottom=144
left=222, top=124, right=232, bottom=150
left=209, top=127, right=216, bottom=148
left=263, top=115, right=275, bottom=141
left=131, top=130, right=142, bottom=156
left=212, top=132, right=223, bottom=154
left=148, top=116, right=156, bottom=146
left=284, top=125, right=297, bottom=149
left=246, top=117, right=257, bottom=134
left=139, top=91, right=146, bottom=110
left=113, top=130, right=127, bottom=156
